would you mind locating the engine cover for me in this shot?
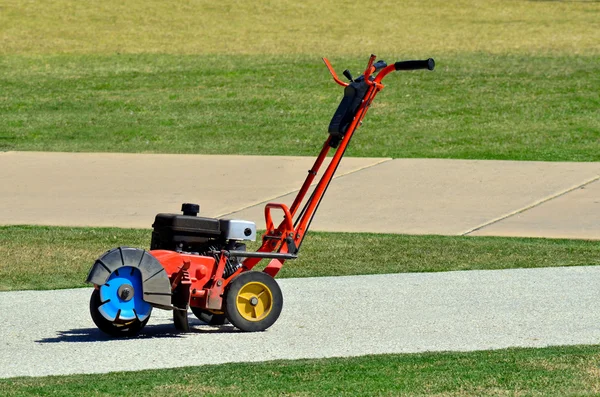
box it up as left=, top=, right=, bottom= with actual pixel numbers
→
left=151, top=213, right=256, bottom=253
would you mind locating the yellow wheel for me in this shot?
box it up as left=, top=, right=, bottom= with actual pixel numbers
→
left=225, top=271, right=283, bottom=332
left=236, top=281, right=273, bottom=321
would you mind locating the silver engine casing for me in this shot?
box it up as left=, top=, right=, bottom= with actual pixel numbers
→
left=222, top=220, right=257, bottom=241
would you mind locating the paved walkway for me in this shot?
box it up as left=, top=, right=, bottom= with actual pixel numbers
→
left=1, top=151, right=598, bottom=239
left=2, top=266, right=600, bottom=378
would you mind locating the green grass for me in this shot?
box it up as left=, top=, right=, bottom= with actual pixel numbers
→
left=1, top=225, right=598, bottom=291
left=2, top=345, right=600, bottom=396
left=2, top=0, right=599, bottom=56
left=1, top=0, right=599, bottom=160
left=1, top=53, right=598, bottom=160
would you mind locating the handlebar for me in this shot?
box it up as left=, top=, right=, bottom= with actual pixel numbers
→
left=324, top=55, right=435, bottom=87
left=394, top=58, right=435, bottom=71
left=374, top=57, right=435, bottom=83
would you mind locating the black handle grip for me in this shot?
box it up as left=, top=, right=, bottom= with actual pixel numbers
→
left=394, top=58, right=435, bottom=71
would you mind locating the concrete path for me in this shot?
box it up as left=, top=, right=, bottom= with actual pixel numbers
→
left=0, top=151, right=387, bottom=228
left=1, top=152, right=599, bottom=239
left=229, top=158, right=600, bottom=239
left=2, top=266, right=600, bottom=378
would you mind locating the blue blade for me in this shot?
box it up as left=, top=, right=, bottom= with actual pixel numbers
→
left=98, top=267, right=152, bottom=322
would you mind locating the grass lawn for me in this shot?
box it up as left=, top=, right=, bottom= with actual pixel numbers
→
left=2, top=0, right=598, bottom=56
left=1, top=0, right=599, bottom=160
left=2, top=345, right=600, bottom=396
left=1, top=53, right=598, bottom=160
left=1, top=225, right=598, bottom=291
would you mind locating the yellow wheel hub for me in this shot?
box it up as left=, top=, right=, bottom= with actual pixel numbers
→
left=235, top=281, right=273, bottom=322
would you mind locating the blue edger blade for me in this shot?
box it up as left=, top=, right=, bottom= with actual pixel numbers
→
left=98, top=267, right=152, bottom=322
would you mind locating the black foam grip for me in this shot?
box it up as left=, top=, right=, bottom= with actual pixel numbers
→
left=394, top=58, right=435, bottom=71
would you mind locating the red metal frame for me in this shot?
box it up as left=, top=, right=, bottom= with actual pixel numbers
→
left=150, top=54, right=400, bottom=311
left=239, top=55, right=393, bottom=272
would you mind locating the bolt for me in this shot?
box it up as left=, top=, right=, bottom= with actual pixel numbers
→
left=250, top=297, right=259, bottom=306
left=117, top=284, right=134, bottom=302
left=217, top=280, right=223, bottom=286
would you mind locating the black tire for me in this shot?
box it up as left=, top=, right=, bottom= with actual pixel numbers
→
left=225, top=271, right=283, bottom=332
left=190, top=307, right=228, bottom=325
left=89, top=289, right=149, bottom=337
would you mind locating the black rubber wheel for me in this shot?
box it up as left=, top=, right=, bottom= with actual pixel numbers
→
left=172, top=285, right=190, bottom=332
left=89, top=289, right=149, bottom=337
left=190, top=307, right=228, bottom=325
left=225, top=271, right=283, bottom=332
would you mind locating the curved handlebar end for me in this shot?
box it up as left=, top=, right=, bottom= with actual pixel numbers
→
left=426, top=58, right=435, bottom=71
left=323, top=57, right=349, bottom=87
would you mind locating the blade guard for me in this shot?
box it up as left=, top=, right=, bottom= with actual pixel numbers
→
left=86, top=247, right=172, bottom=309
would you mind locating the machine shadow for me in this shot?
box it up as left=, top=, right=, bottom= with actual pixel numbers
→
left=36, top=320, right=240, bottom=344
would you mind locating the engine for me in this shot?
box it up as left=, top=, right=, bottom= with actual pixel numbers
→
left=150, top=203, right=257, bottom=277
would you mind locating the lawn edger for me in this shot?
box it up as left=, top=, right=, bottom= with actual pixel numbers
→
left=86, top=54, right=435, bottom=336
